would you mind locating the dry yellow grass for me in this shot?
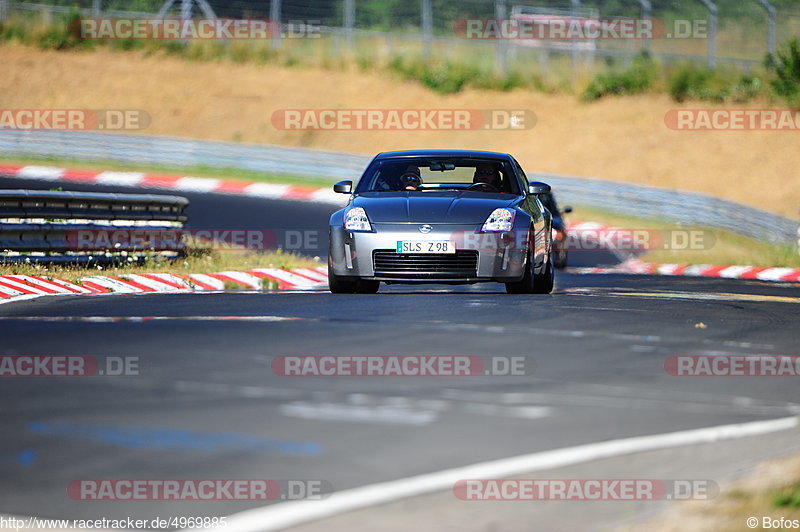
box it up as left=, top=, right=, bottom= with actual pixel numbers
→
left=1, top=43, right=797, bottom=218
left=620, top=451, right=800, bottom=532
left=0, top=250, right=319, bottom=283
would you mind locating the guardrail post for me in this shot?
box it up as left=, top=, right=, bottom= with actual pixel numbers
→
left=495, top=0, right=507, bottom=74
left=0, top=0, right=8, bottom=23
left=92, top=0, right=101, bottom=17
left=698, top=0, right=717, bottom=68
left=421, top=0, right=432, bottom=57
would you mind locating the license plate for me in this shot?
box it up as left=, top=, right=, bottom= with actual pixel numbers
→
left=396, top=240, right=455, bottom=254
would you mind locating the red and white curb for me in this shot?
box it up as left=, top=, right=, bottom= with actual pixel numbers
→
left=0, top=267, right=330, bottom=305
left=0, top=164, right=343, bottom=205
left=565, top=222, right=800, bottom=283
left=569, top=258, right=800, bottom=283
left=1, top=166, right=796, bottom=285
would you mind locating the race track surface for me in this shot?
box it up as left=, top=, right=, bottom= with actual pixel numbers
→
left=1, top=177, right=798, bottom=529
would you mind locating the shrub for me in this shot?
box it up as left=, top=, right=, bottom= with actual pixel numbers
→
left=388, top=56, right=526, bottom=94
left=668, top=64, right=712, bottom=102
left=766, top=38, right=800, bottom=108
left=667, top=63, right=763, bottom=103
left=582, top=53, right=656, bottom=101
left=36, top=11, right=86, bottom=51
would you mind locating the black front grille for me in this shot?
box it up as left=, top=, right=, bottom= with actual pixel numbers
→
left=373, top=249, right=478, bottom=277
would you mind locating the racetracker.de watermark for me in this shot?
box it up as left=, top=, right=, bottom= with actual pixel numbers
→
left=0, top=109, right=149, bottom=131
left=65, top=229, right=319, bottom=251
left=453, top=17, right=709, bottom=40
left=453, top=479, right=718, bottom=500
left=271, top=355, right=534, bottom=377
left=68, top=479, right=331, bottom=501
left=454, top=228, right=714, bottom=252
left=665, top=355, right=800, bottom=377
left=665, top=109, right=800, bottom=130
left=0, top=355, right=138, bottom=377
left=75, top=18, right=320, bottom=40
left=271, top=109, right=535, bottom=130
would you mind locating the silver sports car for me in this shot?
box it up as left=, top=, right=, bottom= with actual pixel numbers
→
left=328, top=150, right=554, bottom=294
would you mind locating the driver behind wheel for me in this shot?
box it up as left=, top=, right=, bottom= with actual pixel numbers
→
left=472, top=163, right=502, bottom=191
left=399, top=165, right=422, bottom=191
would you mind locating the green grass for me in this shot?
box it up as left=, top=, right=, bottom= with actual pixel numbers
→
left=774, top=482, right=800, bottom=508
left=0, top=248, right=320, bottom=284
left=0, top=155, right=336, bottom=188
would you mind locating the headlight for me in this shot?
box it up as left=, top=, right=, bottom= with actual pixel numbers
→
left=344, top=207, right=372, bottom=232
left=481, top=208, right=515, bottom=232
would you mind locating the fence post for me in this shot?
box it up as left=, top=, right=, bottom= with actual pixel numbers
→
left=570, top=0, right=580, bottom=83
left=638, top=0, right=652, bottom=52
left=495, top=0, right=507, bottom=74
left=270, top=0, right=282, bottom=50
left=92, top=0, right=101, bottom=17
left=755, top=0, right=777, bottom=56
left=698, top=0, right=717, bottom=68
left=344, top=0, right=354, bottom=52
left=0, top=0, right=8, bottom=23
left=180, top=0, right=191, bottom=20
left=421, top=0, right=432, bottom=57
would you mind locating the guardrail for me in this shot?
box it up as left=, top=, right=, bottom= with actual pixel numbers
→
left=0, top=130, right=367, bottom=181
left=0, top=130, right=796, bottom=246
left=538, top=173, right=799, bottom=246
left=0, top=189, right=188, bottom=258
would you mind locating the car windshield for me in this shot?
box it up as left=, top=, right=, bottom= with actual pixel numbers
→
left=355, top=157, right=520, bottom=194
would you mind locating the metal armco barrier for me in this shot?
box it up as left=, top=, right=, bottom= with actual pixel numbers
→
left=0, top=130, right=796, bottom=246
left=0, top=189, right=188, bottom=254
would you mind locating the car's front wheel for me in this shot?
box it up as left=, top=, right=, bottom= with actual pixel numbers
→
left=328, top=265, right=379, bottom=294
left=505, top=251, right=554, bottom=294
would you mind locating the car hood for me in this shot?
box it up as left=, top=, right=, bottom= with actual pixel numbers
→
left=351, top=192, right=520, bottom=224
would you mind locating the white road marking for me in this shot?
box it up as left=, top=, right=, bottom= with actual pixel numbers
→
left=219, top=416, right=799, bottom=532
left=278, top=401, right=438, bottom=425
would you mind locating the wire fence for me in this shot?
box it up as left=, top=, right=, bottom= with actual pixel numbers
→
left=5, top=0, right=800, bottom=76
left=0, top=130, right=796, bottom=246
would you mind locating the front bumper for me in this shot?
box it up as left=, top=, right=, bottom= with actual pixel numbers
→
left=329, top=224, right=529, bottom=283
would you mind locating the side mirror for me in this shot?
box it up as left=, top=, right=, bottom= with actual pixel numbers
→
left=563, top=206, right=573, bottom=214
left=333, top=180, right=352, bottom=194
left=528, top=181, right=551, bottom=195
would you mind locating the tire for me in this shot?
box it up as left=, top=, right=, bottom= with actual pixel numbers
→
left=505, top=252, right=534, bottom=294
left=328, top=264, right=380, bottom=294
left=505, top=252, right=554, bottom=294
left=532, top=259, right=554, bottom=294
left=354, top=279, right=380, bottom=294
left=553, top=247, right=568, bottom=269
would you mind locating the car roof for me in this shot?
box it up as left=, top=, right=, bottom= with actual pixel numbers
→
left=374, top=150, right=512, bottom=160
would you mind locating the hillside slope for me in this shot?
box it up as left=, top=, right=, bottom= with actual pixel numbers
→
left=1, top=43, right=796, bottom=218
